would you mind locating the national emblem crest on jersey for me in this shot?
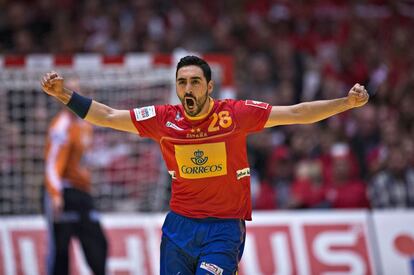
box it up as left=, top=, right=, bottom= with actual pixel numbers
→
left=175, top=111, right=183, bottom=121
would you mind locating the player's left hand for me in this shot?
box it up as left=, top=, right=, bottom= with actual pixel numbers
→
left=346, top=83, right=369, bottom=108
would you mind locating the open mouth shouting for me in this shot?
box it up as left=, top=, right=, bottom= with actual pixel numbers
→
left=185, top=96, right=196, bottom=111
left=181, top=92, right=209, bottom=116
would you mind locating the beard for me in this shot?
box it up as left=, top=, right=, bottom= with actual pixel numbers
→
left=180, top=90, right=210, bottom=117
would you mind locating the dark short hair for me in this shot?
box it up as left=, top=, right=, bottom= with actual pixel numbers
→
left=176, top=55, right=212, bottom=83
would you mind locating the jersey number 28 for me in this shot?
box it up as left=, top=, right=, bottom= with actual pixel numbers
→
left=208, top=111, right=232, bottom=132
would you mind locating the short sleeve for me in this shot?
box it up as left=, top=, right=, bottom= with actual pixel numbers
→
left=233, top=100, right=272, bottom=133
left=129, top=105, right=167, bottom=140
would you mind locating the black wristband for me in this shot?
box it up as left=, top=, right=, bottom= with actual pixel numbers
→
left=66, top=91, right=92, bottom=119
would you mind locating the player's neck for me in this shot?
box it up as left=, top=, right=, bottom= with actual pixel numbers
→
left=184, top=97, right=214, bottom=121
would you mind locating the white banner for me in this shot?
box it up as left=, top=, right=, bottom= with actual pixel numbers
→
left=242, top=211, right=376, bottom=275
left=372, top=210, right=414, bottom=275
left=0, top=210, right=389, bottom=275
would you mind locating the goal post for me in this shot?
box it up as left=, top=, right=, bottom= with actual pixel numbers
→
left=0, top=53, right=234, bottom=214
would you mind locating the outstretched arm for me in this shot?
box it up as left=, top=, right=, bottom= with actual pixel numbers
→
left=41, top=71, right=137, bottom=133
left=264, top=83, right=369, bottom=127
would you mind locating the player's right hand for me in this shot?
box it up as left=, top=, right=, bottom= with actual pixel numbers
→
left=41, top=71, right=64, bottom=97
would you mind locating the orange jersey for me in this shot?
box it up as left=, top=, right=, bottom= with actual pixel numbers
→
left=45, top=111, right=93, bottom=200
left=130, top=99, right=271, bottom=220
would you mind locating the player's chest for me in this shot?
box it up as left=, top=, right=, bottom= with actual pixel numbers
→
left=162, top=109, right=237, bottom=139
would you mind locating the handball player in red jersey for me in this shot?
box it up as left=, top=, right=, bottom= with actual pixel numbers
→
left=41, top=55, right=369, bottom=275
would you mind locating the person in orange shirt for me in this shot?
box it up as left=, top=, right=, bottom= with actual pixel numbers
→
left=44, top=80, right=107, bottom=275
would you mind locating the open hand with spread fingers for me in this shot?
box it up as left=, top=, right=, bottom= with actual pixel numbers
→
left=347, top=83, right=369, bottom=108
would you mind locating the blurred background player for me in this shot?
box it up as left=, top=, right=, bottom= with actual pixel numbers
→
left=44, top=78, right=108, bottom=275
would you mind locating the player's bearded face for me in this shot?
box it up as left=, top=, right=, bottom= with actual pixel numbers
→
left=180, top=90, right=209, bottom=117
left=176, top=65, right=212, bottom=117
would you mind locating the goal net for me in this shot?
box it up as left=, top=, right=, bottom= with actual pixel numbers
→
left=0, top=53, right=234, bottom=215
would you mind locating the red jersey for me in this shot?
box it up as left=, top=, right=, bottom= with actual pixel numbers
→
left=130, top=99, right=271, bottom=220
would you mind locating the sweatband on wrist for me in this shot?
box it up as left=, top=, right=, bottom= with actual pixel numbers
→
left=66, top=91, right=92, bottom=119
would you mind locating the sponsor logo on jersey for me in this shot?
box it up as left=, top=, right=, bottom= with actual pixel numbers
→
left=133, top=106, right=156, bottom=121
left=236, top=167, right=250, bottom=180
left=191, top=150, right=208, bottom=165
left=166, top=121, right=184, bottom=131
left=174, top=142, right=227, bottom=179
left=200, top=262, right=223, bottom=275
left=245, top=100, right=269, bottom=109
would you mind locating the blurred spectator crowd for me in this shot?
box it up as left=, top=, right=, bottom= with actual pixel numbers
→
left=1, top=0, right=414, bottom=212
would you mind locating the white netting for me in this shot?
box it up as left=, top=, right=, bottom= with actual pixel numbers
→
left=0, top=66, right=174, bottom=214
left=0, top=54, right=232, bottom=215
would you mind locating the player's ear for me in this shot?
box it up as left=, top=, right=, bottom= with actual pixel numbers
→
left=207, top=80, right=214, bottom=95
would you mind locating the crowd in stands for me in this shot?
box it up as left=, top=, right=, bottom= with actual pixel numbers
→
left=1, top=0, right=414, bottom=212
